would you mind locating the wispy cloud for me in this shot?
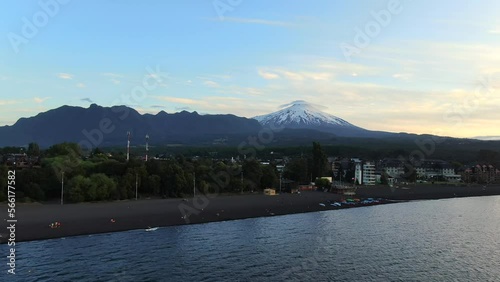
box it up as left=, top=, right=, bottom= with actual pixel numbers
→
left=153, top=96, right=202, bottom=105
left=151, top=105, right=165, bottom=109
left=258, top=68, right=333, bottom=82
left=392, top=73, right=413, bottom=81
left=0, top=99, right=20, bottom=106
left=80, top=98, right=94, bottom=103
left=203, top=80, right=220, bottom=88
left=258, top=70, right=280, bottom=80
left=207, top=17, right=293, bottom=27
left=101, top=72, right=122, bottom=78
left=76, top=83, right=86, bottom=88
left=101, top=73, right=122, bottom=84
left=57, top=73, right=74, bottom=80
left=33, top=97, right=50, bottom=103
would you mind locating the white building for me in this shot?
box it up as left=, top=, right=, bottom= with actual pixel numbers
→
left=354, top=163, right=362, bottom=185
left=362, top=162, right=376, bottom=185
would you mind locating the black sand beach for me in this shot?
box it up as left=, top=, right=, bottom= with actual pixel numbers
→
left=1, top=192, right=343, bottom=243
left=2, top=185, right=500, bottom=243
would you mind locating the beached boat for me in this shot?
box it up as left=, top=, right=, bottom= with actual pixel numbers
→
left=145, top=227, right=158, bottom=232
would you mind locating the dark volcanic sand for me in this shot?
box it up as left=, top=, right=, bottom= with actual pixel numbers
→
left=2, top=185, right=500, bottom=243
left=0, top=192, right=343, bottom=243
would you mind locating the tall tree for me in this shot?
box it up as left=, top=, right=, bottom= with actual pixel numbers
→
left=27, top=142, right=40, bottom=156
left=312, top=142, right=328, bottom=180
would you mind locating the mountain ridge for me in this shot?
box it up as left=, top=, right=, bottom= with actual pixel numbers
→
left=0, top=104, right=262, bottom=148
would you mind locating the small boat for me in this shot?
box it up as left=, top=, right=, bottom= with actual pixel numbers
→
left=319, top=203, right=326, bottom=207
left=145, top=227, right=158, bottom=232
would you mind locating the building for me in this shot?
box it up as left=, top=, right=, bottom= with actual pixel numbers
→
left=380, top=158, right=459, bottom=182
left=362, top=162, right=376, bottom=185
left=461, top=164, right=498, bottom=184
left=354, top=163, right=362, bottom=185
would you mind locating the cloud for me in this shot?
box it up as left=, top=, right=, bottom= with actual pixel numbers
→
left=57, top=73, right=74, bottom=80
left=101, top=73, right=122, bottom=84
left=151, top=105, right=165, bottom=109
left=153, top=96, right=202, bottom=105
left=392, top=73, right=413, bottom=81
left=258, top=68, right=333, bottom=82
left=203, top=80, right=220, bottom=88
left=0, top=100, right=19, bottom=106
left=207, top=17, right=292, bottom=27
left=33, top=97, right=50, bottom=103
left=258, top=70, right=280, bottom=80
left=76, top=83, right=86, bottom=88
left=80, top=98, right=94, bottom=103
left=101, top=72, right=122, bottom=78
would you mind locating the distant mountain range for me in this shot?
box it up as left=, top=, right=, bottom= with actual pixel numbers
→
left=0, top=104, right=261, bottom=148
left=0, top=101, right=485, bottom=148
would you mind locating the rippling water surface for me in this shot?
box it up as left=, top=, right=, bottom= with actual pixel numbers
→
left=3, top=196, right=500, bottom=281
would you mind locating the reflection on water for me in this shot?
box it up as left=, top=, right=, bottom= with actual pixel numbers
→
left=2, top=196, right=499, bottom=281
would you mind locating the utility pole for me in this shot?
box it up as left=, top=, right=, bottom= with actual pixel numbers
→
left=127, top=131, right=131, bottom=161
left=279, top=172, right=282, bottom=193
left=241, top=171, right=243, bottom=193
left=135, top=173, right=138, bottom=200
left=145, top=134, right=149, bottom=162
left=61, top=171, right=64, bottom=205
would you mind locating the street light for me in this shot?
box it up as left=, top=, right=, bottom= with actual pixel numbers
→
left=279, top=172, right=282, bottom=193
left=61, top=171, right=64, bottom=205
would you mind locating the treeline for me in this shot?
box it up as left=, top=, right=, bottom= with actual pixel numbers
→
left=0, top=142, right=301, bottom=203
left=0, top=141, right=333, bottom=203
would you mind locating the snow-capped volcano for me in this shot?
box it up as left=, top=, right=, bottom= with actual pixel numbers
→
left=253, top=100, right=366, bottom=135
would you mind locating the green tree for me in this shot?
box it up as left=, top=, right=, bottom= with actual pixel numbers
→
left=0, top=165, right=8, bottom=202
left=260, top=165, right=278, bottom=189
left=146, top=174, right=161, bottom=195
left=315, top=178, right=331, bottom=190
left=27, top=142, right=40, bottom=157
left=284, top=158, right=309, bottom=183
left=24, top=183, right=45, bottom=201
left=89, top=173, right=116, bottom=201
left=312, top=142, right=329, bottom=180
left=67, top=175, right=91, bottom=203
left=242, top=159, right=263, bottom=191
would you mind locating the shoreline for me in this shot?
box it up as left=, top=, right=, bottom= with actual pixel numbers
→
left=2, top=185, right=500, bottom=244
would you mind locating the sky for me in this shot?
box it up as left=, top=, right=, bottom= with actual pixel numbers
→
left=1, top=0, right=500, bottom=138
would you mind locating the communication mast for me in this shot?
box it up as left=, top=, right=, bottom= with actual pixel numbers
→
left=145, top=134, right=149, bottom=162
left=127, top=131, right=131, bottom=161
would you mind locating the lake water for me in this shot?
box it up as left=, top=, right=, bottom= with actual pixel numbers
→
left=2, top=196, right=500, bottom=281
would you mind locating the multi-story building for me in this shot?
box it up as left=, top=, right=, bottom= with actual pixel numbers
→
left=362, top=161, right=376, bottom=185
left=462, top=164, right=498, bottom=184
left=380, top=158, right=459, bottom=182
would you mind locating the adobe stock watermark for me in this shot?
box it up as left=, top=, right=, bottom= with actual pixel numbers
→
left=281, top=234, right=335, bottom=280
left=340, top=0, right=407, bottom=62
left=178, top=123, right=284, bottom=223
left=396, top=74, right=497, bottom=184
left=212, top=0, right=243, bottom=20
left=78, top=65, right=168, bottom=152
left=7, top=0, right=70, bottom=54
left=50, top=65, right=168, bottom=183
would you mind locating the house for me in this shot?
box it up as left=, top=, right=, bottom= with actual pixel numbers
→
left=263, top=188, right=276, bottom=196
